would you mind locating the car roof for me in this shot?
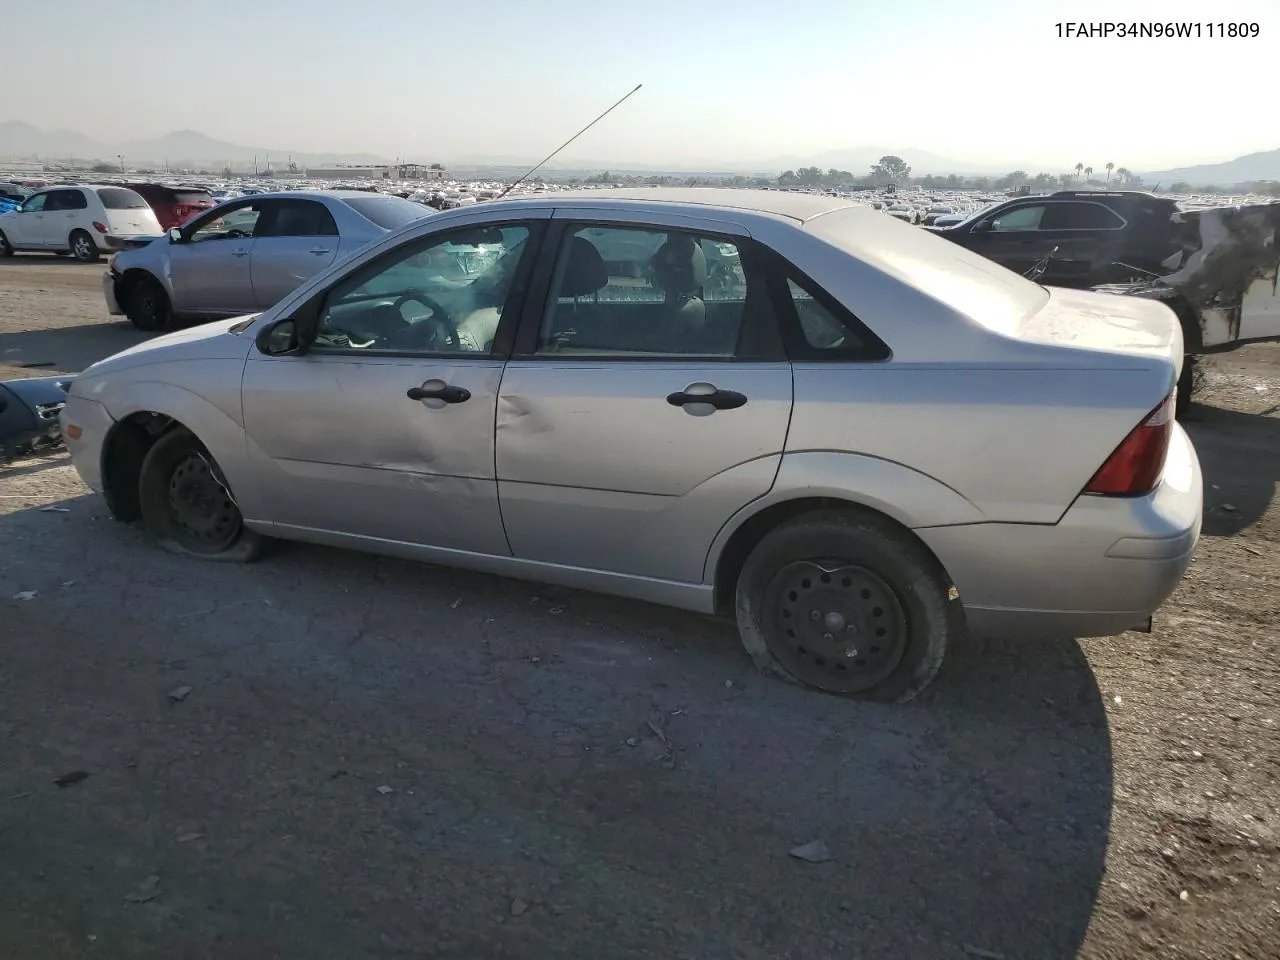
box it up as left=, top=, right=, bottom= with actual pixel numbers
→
left=501, top=188, right=860, bottom=224
left=216, top=190, right=397, bottom=202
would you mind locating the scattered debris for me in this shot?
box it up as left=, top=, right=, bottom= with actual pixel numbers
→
left=12, top=590, right=37, bottom=601
left=529, top=656, right=541, bottom=664
left=61, top=580, right=76, bottom=587
left=625, top=737, right=638, bottom=747
left=176, top=832, right=204, bottom=844
left=38, top=506, right=70, bottom=513
left=125, top=875, right=161, bottom=904
left=167, top=685, right=193, bottom=703
left=1114, top=696, right=1123, bottom=705
left=962, top=947, right=1006, bottom=960
left=451, top=597, right=462, bottom=609
left=549, top=606, right=564, bottom=614
left=1243, top=545, right=1264, bottom=557
left=510, top=898, right=528, bottom=916
left=789, top=840, right=833, bottom=863
left=329, top=769, right=349, bottom=781
left=1179, top=889, right=1190, bottom=901
left=54, top=770, right=89, bottom=788
left=376, top=785, right=393, bottom=795
left=18, top=361, right=55, bottom=369
left=1220, top=503, right=1238, bottom=512
left=8, top=792, right=31, bottom=801
left=724, top=680, right=734, bottom=689
left=646, top=719, right=668, bottom=743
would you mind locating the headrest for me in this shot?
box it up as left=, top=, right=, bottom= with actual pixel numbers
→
left=649, top=235, right=707, bottom=297
left=561, top=236, right=608, bottom=298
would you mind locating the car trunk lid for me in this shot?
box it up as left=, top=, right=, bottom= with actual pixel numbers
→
left=1014, top=285, right=1183, bottom=377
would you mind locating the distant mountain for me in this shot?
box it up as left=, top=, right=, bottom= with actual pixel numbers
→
left=1140, top=149, right=1280, bottom=186
left=0, top=121, right=392, bottom=169
left=755, top=146, right=1048, bottom=177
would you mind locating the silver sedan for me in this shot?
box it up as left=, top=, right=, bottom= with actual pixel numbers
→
left=61, top=189, right=1203, bottom=702
left=102, top=190, right=433, bottom=330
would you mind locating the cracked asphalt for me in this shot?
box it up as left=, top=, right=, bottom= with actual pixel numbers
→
left=1, top=257, right=1277, bottom=959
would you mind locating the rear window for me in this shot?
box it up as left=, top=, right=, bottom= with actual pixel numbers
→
left=342, top=196, right=431, bottom=231
left=97, top=188, right=149, bottom=210
left=806, top=206, right=1050, bottom=334
left=173, top=190, right=213, bottom=204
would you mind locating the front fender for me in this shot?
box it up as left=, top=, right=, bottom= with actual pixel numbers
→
left=702, top=451, right=986, bottom=582
left=84, top=374, right=261, bottom=518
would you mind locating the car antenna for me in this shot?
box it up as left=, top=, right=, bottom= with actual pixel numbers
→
left=495, top=83, right=643, bottom=201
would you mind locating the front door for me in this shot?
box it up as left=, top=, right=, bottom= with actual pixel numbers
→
left=169, top=200, right=263, bottom=315
left=8, top=191, right=48, bottom=247
left=241, top=218, right=545, bottom=554
left=496, top=218, right=793, bottom=585
left=248, top=198, right=341, bottom=309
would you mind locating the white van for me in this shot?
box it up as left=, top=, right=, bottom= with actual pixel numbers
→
left=0, top=185, right=164, bottom=262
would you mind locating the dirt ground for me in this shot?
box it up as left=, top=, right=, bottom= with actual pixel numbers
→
left=0, top=255, right=1277, bottom=960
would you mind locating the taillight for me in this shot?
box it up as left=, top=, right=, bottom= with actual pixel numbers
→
left=1083, top=392, right=1175, bottom=496
left=91, top=220, right=109, bottom=234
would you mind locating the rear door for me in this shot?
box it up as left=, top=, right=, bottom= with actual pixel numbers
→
left=168, top=199, right=262, bottom=315
left=248, top=198, right=341, bottom=309
left=40, top=189, right=87, bottom=247
left=495, top=213, right=794, bottom=585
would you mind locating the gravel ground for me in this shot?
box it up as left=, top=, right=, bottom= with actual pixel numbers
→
left=1, top=255, right=1277, bottom=959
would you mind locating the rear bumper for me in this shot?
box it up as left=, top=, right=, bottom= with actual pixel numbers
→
left=917, top=423, right=1202, bottom=640
left=102, top=270, right=122, bottom=315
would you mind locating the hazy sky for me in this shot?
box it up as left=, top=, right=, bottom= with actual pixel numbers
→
left=9, top=0, right=1278, bottom=169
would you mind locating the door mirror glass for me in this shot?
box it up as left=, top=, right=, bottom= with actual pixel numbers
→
left=167, top=227, right=183, bottom=243
left=256, top=317, right=301, bottom=356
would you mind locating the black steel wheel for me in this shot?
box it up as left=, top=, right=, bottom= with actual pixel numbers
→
left=137, top=428, right=266, bottom=562
left=121, top=274, right=171, bottom=331
left=70, top=229, right=99, bottom=262
left=734, top=509, right=963, bottom=703
left=762, top=560, right=909, bottom=694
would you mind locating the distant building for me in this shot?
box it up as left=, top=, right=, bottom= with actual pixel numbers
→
left=304, top=163, right=448, bottom=181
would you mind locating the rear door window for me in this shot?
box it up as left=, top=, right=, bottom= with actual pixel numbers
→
left=1040, top=202, right=1126, bottom=230
left=45, top=189, right=87, bottom=211
left=98, top=188, right=149, bottom=210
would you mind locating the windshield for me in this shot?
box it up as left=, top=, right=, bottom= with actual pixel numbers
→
left=98, top=188, right=149, bottom=210
left=342, top=196, right=433, bottom=231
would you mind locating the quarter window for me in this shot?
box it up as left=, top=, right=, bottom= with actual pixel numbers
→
left=534, top=225, right=758, bottom=357
left=312, top=223, right=533, bottom=355
left=787, top=278, right=862, bottom=351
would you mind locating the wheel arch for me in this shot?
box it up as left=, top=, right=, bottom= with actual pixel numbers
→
left=100, top=412, right=184, bottom=521
left=709, top=496, right=960, bottom=617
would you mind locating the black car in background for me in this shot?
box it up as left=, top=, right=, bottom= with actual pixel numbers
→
left=926, top=190, right=1183, bottom=288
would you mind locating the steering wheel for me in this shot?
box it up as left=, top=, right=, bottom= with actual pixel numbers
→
left=387, top=293, right=461, bottom=351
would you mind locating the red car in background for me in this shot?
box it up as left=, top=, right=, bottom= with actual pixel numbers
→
left=125, top=184, right=215, bottom=230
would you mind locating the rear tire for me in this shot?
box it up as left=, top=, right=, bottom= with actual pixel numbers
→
left=137, top=428, right=266, bottom=562
left=1175, top=354, right=1196, bottom=420
left=69, top=229, right=99, bottom=263
left=0, top=230, right=13, bottom=257
left=120, top=274, right=172, bottom=332
left=734, top=509, right=962, bottom=703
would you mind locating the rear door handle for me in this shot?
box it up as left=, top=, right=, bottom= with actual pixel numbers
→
left=666, top=383, right=748, bottom=410
left=407, top=384, right=471, bottom=404
left=309, top=247, right=331, bottom=255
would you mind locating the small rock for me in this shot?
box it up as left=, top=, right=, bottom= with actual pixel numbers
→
left=724, top=680, right=734, bottom=689
left=625, top=737, right=638, bottom=747
left=789, top=840, right=833, bottom=863
left=1179, top=889, right=1189, bottom=901
left=376, top=785, right=393, bottom=795
left=510, top=898, right=528, bottom=916
left=1220, top=503, right=1237, bottom=512
left=1161, top=848, right=1175, bottom=860
left=54, top=770, right=89, bottom=788
left=125, top=875, right=161, bottom=904
left=167, top=686, right=193, bottom=703
left=450, top=597, right=462, bottom=609
left=1113, top=695, right=1122, bottom=705
left=176, top=832, right=204, bottom=843
left=530, top=656, right=541, bottom=663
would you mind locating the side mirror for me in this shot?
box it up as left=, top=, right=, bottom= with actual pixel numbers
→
left=255, top=317, right=302, bottom=356
left=971, top=219, right=992, bottom=233
left=168, top=227, right=183, bottom=243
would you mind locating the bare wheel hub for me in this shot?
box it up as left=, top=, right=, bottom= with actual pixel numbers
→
left=167, top=453, right=240, bottom=550
left=763, top=560, right=908, bottom=693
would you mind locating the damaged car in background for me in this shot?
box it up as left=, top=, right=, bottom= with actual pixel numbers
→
left=929, top=191, right=1280, bottom=416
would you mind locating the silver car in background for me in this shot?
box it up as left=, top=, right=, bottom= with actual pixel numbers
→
left=103, top=190, right=433, bottom=330
left=62, top=189, right=1202, bottom=703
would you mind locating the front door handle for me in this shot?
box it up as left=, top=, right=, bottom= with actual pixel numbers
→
left=666, top=383, right=748, bottom=410
left=231, top=248, right=250, bottom=257
left=309, top=247, right=331, bottom=255
left=407, top=384, right=471, bottom=404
